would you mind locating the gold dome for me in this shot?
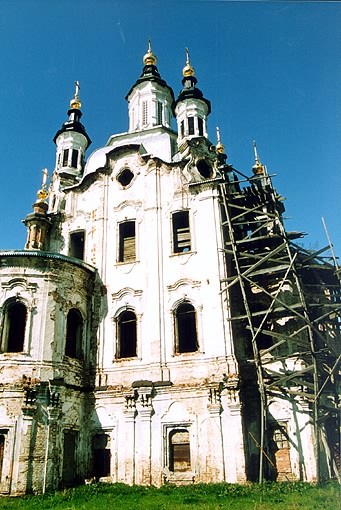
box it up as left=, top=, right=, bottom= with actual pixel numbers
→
left=37, top=188, right=49, bottom=203
left=143, top=38, right=157, bottom=66
left=70, top=80, right=81, bottom=110
left=183, top=48, right=195, bottom=77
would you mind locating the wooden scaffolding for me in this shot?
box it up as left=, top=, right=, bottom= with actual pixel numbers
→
left=217, top=155, right=341, bottom=483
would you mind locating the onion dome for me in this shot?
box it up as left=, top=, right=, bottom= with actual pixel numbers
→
left=125, top=39, right=174, bottom=103
left=183, top=48, right=195, bottom=77
left=173, top=48, right=211, bottom=115
left=143, top=38, right=157, bottom=66
left=53, top=81, right=91, bottom=147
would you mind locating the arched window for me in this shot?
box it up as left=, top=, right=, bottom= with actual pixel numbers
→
left=175, top=302, right=198, bottom=354
left=117, top=310, right=137, bottom=359
left=1, top=301, right=27, bottom=353
left=65, top=308, right=83, bottom=359
left=169, top=429, right=191, bottom=472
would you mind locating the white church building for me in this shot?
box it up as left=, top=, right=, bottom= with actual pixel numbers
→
left=0, top=43, right=339, bottom=494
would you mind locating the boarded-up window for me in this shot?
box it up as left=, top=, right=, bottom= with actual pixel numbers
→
left=172, top=211, right=191, bottom=253
left=65, top=309, right=83, bottom=359
left=118, top=221, right=136, bottom=263
left=157, top=101, right=163, bottom=125
left=142, top=101, right=148, bottom=126
left=175, top=302, right=198, bottom=353
left=93, top=433, right=111, bottom=478
left=117, top=310, right=137, bottom=359
left=270, top=423, right=292, bottom=481
left=1, top=301, right=27, bottom=353
left=169, top=429, right=191, bottom=472
left=69, top=231, right=85, bottom=260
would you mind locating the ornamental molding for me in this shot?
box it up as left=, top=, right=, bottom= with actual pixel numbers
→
left=167, top=278, right=201, bottom=292
left=111, top=287, right=143, bottom=301
left=1, top=278, right=38, bottom=293
left=113, top=200, right=142, bottom=212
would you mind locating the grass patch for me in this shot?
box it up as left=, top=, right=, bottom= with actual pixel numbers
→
left=0, top=481, right=339, bottom=510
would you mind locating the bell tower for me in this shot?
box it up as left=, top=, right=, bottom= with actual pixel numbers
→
left=126, top=40, right=174, bottom=132
left=173, top=49, right=211, bottom=153
left=53, top=81, right=91, bottom=184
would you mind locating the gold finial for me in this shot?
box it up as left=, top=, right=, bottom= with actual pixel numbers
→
left=252, top=141, right=264, bottom=175
left=183, top=47, right=195, bottom=77
left=143, top=37, right=157, bottom=65
left=70, top=80, right=81, bottom=109
left=216, top=126, right=225, bottom=154
left=37, top=168, right=49, bottom=203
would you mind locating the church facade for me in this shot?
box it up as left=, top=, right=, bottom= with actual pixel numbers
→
left=0, top=44, right=339, bottom=494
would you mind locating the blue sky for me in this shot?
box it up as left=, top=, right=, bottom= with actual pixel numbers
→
left=0, top=0, right=339, bottom=259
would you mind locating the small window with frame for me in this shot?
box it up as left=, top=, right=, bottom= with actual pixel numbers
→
left=172, top=211, right=191, bottom=254
left=118, top=221, right=136, bottom=263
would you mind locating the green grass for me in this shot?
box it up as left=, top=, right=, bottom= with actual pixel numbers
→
left=0, top=481, right=339, bottom=510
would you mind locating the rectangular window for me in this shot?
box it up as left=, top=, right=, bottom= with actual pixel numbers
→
left=0, top=432, right=7, bottom=480
left=118, top=221, right=136, bottom=262
left=93, top=433, right=111, bottom=478
left=180, top=120, right=185, bottom=138
left=71, top=149, right=78, bottom=169
left=69, top=231, right=85, bottom=260
left=169, top=429, right=191, bottom=472
left=157, top=101, right=163, bottom=125
left=198, top=117, right=203, bottom=136
left=62, top=149, right=69, bottom=167
left=142, top=101, right=148, bottom=126
left=62, top=431, right=78, bottom=487
left=188, top=117, right=195, bottom=135
left=172, top=211, right=191, bottom=253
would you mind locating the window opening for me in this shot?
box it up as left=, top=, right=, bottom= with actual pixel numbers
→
left=157, top=101, right=163, bottom=125
left=2, top=302, right=27, bottom=353
left=175, top=302, right=198, bottom=353
left=118, top=221, right=136, bottom=262
left=172, top=211, right=191, bottom=253
left=71, top=149, right=78, bottom=169
left=188, top=117, right=195, bottom=135
left=169, top=429, right=191, bottom=472
left=117, top=310, right=137, bottom=359
left=0, top=433, right=6, bottom=480
left=65, top=308, right=83, bottom=359
left=117, top=168, right=134, bottom=187
left=197, top=160, right=213, bottom=179
left=198, top=117, right=204, bottom=136
left=69, top=231, right=85, bottom=260
left=180, top=120, right=185, bottom=138
left=93, top=433, right=111, bottom=478
left=62, top=149, right=69, bottom=167
left=62, top=431, right=77, bottom=487
left=142, top=101, right=148, bottom=126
